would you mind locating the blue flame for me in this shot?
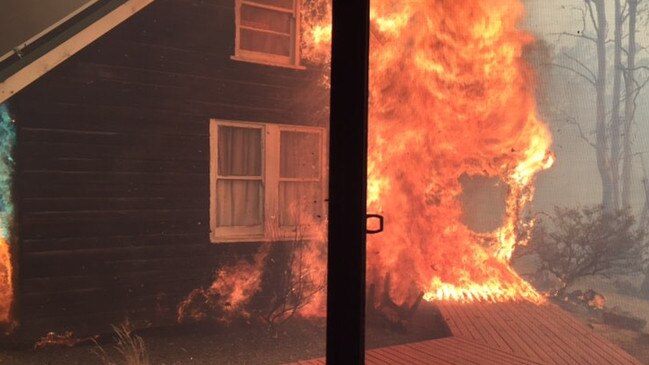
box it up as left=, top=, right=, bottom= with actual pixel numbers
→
left=0, top=104, right=15, bottom=238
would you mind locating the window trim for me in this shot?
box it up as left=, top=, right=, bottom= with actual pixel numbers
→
left=209, top=119, right=327, bottom=243
left=232, top=0, right=306, bottom=69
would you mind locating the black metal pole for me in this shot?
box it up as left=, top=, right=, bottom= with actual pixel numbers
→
left=326, top=0, right=370, bottom=364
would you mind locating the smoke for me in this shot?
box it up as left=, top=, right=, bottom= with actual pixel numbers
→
left=0, top=104, right=15, bottom=238
left=0, top=103, right=15, bottom=323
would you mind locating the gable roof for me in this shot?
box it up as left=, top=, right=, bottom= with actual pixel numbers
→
left=0, top=0, right=154, bottom=104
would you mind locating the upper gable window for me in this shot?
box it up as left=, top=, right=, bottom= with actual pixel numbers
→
left=233, top=0, right=303, bottom=68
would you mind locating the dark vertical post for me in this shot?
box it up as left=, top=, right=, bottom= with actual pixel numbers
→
left=327, top=0, right=370, bottom=364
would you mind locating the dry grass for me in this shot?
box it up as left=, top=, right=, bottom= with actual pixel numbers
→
left=94, top=322, right=150, bottom=365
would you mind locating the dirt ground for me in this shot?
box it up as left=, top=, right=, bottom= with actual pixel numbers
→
left=0, top=304, right=449, bottom=365
left=513, top=257, right=649, bottom=364
left=558, top=303, right=649, bottom=365
left=552, top=276, right=649, bottom=365
left=3, top=287, right=646, bottom=365
left=590, top=324, right=649, bottom=365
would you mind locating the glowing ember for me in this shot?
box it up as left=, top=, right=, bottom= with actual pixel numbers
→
left=304, top=0, right=553, bottom=306
left=34, top=331, right=99, bottom=349
left=0, top=238, right=11, bottom=322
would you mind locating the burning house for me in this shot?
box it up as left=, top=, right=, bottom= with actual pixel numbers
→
left=0, top=0, right=331, bottom=340
left=0, top=0, right=648, bottom=364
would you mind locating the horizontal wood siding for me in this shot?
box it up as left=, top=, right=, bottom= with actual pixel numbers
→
left=10, top=0, right=327, bottom=340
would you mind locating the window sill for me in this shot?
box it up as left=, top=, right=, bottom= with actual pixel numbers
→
left=210, top=232, right=324, bottom=244
left=231, top=55, right=306, bottom=70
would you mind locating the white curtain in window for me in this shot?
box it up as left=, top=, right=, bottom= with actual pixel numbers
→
left=217, top=126, right=263, bottom=227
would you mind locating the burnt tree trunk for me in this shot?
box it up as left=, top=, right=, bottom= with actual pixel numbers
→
left=622, top=0, right=638, bottom=208
left=593, top=0, right=615, bottom=212
left=610, top=0, right=623, bottom=210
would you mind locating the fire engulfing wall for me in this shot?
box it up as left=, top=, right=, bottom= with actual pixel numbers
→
left=365, top=0, right=554, bottom=305
left=306, top=0, right=555, bottom=306
left=0, top=104, right=15, bottom=324
left=181, top=0, right=554, bottom=323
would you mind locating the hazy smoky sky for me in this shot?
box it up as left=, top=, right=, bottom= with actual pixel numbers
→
left=0, top=0, right=93, bottom=57
left=525, top=0, right=649, bottom=44
left=524, top=0, right=649, bottom=214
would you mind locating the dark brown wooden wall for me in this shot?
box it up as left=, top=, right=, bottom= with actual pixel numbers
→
left=10, top=0, right=327, bottom=339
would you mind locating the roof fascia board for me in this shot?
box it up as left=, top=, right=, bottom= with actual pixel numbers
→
left=0, top=0, right=102, bottom=64
left=0, top=0, right=155, bottom=104
left=0, top=0, right=125, bottom=81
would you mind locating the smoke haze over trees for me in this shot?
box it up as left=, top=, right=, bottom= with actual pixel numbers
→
left=521, top=0, right=649, bottom=310
left=523, top=0, right=649, bottom=216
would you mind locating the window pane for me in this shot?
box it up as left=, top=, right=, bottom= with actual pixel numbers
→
left=241, top=4, right=292, bottom=34
left=218, top=126, right=262, bottom=176
left=216, top=179, right=263, bottom=227
left=240, top=28, right=291, bottom=56
left=280, top=131, right=321, bottom=179
left=279, top=181, right=322, bottom=226
left=247, top=0, right=294, bottom=10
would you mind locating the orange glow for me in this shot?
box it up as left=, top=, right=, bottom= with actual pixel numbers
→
left=34, top=331, right=98, bottom=349
left=304, top=0, right=553, bottom=306
left=301, top=0, right=332, bottom=65
left=0, top=237, right=11, bottom=322
left=177, top=247, right=270, bottom=323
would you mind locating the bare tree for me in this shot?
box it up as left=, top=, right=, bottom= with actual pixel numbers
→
left=592, top=0, right=615, bottom=211
left=621, top=0, right=649, bottom=208
left=640, top=155, right=649, bottom=227
left=553, top=0, right=649, bottom=211
left=258, top=233, right=325, bottom=331
left=611, top=0, right=624, bottom=210
left=555, top=0, right=614, bottom=210
left=621, top=0, right=638, bottom=208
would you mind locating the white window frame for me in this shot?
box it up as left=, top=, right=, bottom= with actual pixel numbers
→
left=210, top=119, right=327, bottom=243
left=231, top=0, right=305, bottom=69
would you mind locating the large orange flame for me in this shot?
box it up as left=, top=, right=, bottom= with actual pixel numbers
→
left=0, top=237, right=11, bottom=322
left=181, top=0, right=554, bottom=324
left=305, top=0, right=553, bottom=305
left=365, top=0, right=553, bottom=305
